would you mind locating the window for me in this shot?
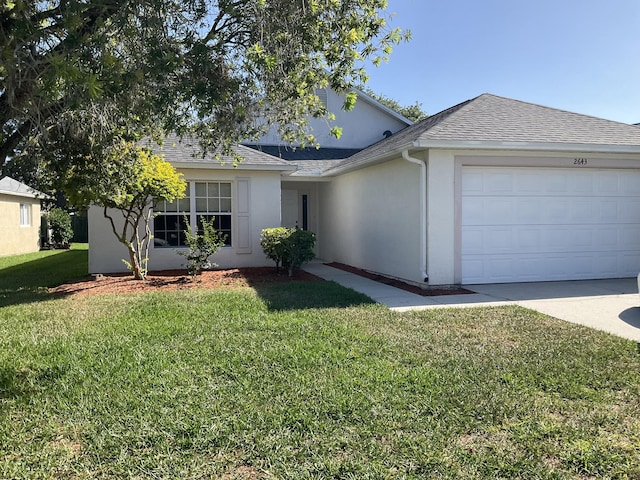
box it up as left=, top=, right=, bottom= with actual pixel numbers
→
left=20, top=203, right=31, bottom=227
left=194, top=182, right=232, bottom=246
left=154, top=182, right=232, bottom=247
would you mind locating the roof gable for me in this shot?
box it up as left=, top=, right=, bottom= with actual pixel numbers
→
left=0, top=176, right=44, bottom=199
left=323, top=94, right=640, bottom=176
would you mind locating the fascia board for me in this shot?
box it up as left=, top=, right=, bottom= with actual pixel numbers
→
left=414, top=139, right=640, bottom=154
left=170, top=161, right=297, bottom=172
left=0, top=189, right=42, bottom=199
left=321, top=142, right=416, bottom=176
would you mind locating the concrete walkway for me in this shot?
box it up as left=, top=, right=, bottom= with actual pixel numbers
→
left=302, top=263, right=640, bottom=341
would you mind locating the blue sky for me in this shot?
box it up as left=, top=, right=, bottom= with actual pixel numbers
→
left=365, top=0, right=640, bottom=124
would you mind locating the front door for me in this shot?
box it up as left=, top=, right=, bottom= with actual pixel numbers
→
left=281, top=188, right=310, bottom=229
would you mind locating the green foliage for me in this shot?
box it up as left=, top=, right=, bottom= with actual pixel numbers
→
left=1, top=255, right=640, bottom=478
left=260, top=227, right=291, bottom=272
left=81, top=142, right=186, bottom=280
left=362, top=87, right=428, bottom=122
left=177, top=216, right=226, bottom=281
left=261, top=227, right=316, bottom=276
left=46, top=208, right=73, bottom=247
left=0, top=0, right=411, bottom=185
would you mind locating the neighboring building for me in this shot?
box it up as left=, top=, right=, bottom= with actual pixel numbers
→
left=89, top=92, right=640, bottom=286
left=0, top=176, right=45, bottom=256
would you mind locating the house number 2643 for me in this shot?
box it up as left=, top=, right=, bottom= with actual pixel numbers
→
left=573, top=158, right=588, bottom=166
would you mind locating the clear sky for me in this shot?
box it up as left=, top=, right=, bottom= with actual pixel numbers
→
left=365, top=0, right=640, bottom=124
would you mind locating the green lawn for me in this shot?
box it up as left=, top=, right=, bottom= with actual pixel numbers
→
left=1, top=249, right=639, bottom=479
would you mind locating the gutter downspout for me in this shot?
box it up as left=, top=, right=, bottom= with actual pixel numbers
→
left=401, top=149, right=428, bottom=282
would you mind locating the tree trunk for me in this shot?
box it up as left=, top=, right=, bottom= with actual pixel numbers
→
left=127, top=244, right=145, bottom=280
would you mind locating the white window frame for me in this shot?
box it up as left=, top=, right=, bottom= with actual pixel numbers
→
left=153, top=181, right=233, bottom=248
left=19, top=203, right=31, bottom=227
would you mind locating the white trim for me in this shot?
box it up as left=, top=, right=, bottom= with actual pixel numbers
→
left=414, top=139, right=640, bottom=154
left=322, top=142, right=415, bottom=176
left=170, top=161, right=296, bottom=172
left=19, top=203, right=31, bottom=227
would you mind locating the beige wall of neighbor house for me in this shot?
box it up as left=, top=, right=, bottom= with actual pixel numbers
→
left=89, top=169, right=283, bottom=273
left=256, top=88, right=410, bottom=149
left=318, top=157, right=425, bottom=283
left=0, top=194, right=41, bottom=256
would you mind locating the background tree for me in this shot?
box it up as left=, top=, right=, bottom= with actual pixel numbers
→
left=362, top=87, right=428, bottom=122
left=1, top=0, right=410, bottom=184
left=75, top=142, right=186, bottom=280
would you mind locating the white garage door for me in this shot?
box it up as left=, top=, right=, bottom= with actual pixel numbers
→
left=462, top=166, right=640, bottom=284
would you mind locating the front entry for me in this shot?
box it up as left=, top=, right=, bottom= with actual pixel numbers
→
left=281, top=188, right=310, bottom=230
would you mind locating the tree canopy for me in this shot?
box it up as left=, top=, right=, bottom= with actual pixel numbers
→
left=90, top=142, right=186, bottom=280
left=362, top=87, right=428, bottom=122
left=1, top=0, right=409, bottom=187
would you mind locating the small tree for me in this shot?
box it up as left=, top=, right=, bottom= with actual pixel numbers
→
left=47, top=208, right=73, bottom=247
left=178, top=215, right=226, bottom=281
left=75, top=142, right=186, bottom=280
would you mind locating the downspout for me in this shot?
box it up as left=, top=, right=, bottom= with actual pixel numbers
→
left=401, top=149, right=428, bottom=282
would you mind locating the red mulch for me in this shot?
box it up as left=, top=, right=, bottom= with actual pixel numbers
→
left=325, top=262, right=474, bottom=296
left=49, top=267, right=322, bottom=297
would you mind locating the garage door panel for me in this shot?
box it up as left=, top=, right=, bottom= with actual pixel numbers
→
left=619, top=200, right=640, bottom=222
left=462, top=167, right=640, bottom=283
left=598, top=173, right=620, bottom=194
left=619, top=254, right=640, bottom=276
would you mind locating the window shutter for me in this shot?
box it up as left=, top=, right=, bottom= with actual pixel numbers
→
left=235, top=178, right=251, bottom=254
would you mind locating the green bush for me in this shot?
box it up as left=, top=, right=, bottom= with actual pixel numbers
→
left=47, top=208, right=73, bottom=247
left=261, top=227, right=316, bottom=276
left=177, top=216, right=226, bottom=280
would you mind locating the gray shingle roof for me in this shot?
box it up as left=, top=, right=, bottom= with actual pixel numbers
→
left=0, top=176, right=44, bottom=198
left=146, top=135, right=295, bottom=169
left=288, top=159, right=345, bottom=176
left=418, top=94, right=640, bottom=145
left=328, top=94, right=640, bottom=175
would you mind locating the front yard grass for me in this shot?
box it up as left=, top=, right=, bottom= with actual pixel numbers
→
left=1, top=249, right=639, bottom=478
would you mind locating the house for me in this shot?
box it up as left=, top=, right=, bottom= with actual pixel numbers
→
left=0, top=176, right=45, bottom=256
left=89, top=92, right=640, bottom=285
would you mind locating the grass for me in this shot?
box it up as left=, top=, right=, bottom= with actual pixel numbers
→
left=0, top=244, right=88, bottom=307
left=1, top=249, right=639, bottom=478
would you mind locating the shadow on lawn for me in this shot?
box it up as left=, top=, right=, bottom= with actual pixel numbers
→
left=0, top=249, right=88, bottom=308
left=248, top=278, right=377, bottom=312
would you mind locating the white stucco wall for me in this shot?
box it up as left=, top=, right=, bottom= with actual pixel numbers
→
left=425, top=150, right=458, bottom=285
left=256, top=89, right=409, bottom=149
left=0, top=195, right=41, bottom=256
left=88, top=169, right=282, bottom=273
left=318, top=157, right=425, bottom=283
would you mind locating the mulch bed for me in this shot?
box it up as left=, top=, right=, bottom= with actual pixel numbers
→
left=325, top=262, right=474, bottom=297
left=49, top=267, right=322, bottom=297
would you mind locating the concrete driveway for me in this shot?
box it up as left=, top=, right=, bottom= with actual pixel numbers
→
left=466, top=278, right=640, bottom=341
left=303, top=264, right=640, bottom=341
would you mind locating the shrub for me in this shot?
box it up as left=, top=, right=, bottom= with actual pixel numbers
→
left=260, top=227, right=291, bottom=272
left=47, top=208, right=73, bottom=247
left=261, top=227, right=316, bottom=276
left=177, top=215, right=226, bottom=281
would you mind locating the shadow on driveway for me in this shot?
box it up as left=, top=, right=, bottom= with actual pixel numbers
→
left=618, top=307, right=640, bottom=329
